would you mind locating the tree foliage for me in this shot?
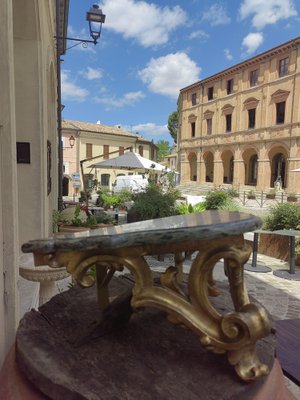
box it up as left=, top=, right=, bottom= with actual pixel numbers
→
left=156, top=140, right=170, bottom=161
left=167, top=110, right=178, bottom=143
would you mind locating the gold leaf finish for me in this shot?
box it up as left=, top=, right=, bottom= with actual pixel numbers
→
left=27, top=218, right=270, bottom=382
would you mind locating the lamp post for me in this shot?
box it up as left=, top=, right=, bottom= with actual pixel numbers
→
left=56, top=4, right=105, bottom=210
left=55, top=4, right=106, bottom=49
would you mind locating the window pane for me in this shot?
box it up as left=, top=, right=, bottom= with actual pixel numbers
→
left=208, top=87, right=213, bottom=101
left=226, top=114, right=232, bottom=132
left=139, top=145, right=143, bottom=156
left=191, top=122, right=196, bottom=137
left=279, top=58, right=289, bottom=77
left=250, top=69, right=258, bottom=87
left=248, top=108, right=256, bottom=129
left=227, top=79, right=233, bottom=94
left=207, top=118, right=212, bottom=135
left=191, top=93, right=197, bottom=106
left=101, top=174, right=110, bottom=186
left=276, top=102, right=285, bottom=124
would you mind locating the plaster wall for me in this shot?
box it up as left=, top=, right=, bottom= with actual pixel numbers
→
left=0, top=0, right=20, bottom=367
left=62, top=124, right=156, bottom=192
left=13, top=0, right=58, bottom=245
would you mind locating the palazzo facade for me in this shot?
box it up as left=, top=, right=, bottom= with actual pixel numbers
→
left=178, top=37, right=300, bottom=193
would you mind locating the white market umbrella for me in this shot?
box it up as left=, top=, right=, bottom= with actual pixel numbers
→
left=92, top=152, right=174, bottom=173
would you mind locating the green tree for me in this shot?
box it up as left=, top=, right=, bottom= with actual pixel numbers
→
left=156, top=140, right=170, bottom=161
left=167, top=110, right=178, bottom=143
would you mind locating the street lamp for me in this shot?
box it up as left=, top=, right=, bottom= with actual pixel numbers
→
left=87, top=4, right=106, bottom=44
left=55, top=4, right=106, bottom=49
left=69, top=135, right=75, bottom=148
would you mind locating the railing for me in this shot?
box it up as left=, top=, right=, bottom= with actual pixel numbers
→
left=177, top=184, right=299, bottom=209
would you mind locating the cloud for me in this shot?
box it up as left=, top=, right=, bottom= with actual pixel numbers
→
left=61, top=70, right=89, bottom=102
left=224, top=48, right=233, bottom=60
left=242, top=32, right=264, bottom=55
left=81, top=67, right=103, bottom=80
left=202, top=4, right=231, bottom=26
left=189, top=30, right=210, bottom=40
left=98, top=0, right=187, bottom=47
left=132, top=123, right=169, bottom=136
left=139, top=53, right=201, bottom=99
left=94, top=91, right=145, bottom=108
left=239, top=0, right=298, bottom=30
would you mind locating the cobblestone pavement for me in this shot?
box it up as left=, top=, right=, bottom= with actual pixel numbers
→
left=145, top=252, right=300, bottom=320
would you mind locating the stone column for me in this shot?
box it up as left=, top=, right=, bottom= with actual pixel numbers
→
left=233, top=160, right=245, bottom=188
left=256, top=159, right=271, bottom=190
left=198, top=159, right=206, bottom=183
left=213, top=160, right=223, bottom=186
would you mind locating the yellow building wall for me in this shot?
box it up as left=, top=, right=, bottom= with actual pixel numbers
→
left=178, top=37, right=300, bottom=193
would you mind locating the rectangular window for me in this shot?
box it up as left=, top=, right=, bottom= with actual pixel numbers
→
left=191, top=93, right=197, bottom=106
left=103, top=144, right=109, bottom=159
left=139, top=145, right=143, bottom=156
left=248, top=108, right=256, bottom=129
left=250, top=69, right=258, bottom=87
left=207, top=87, right=213, bottom=101
left=276, top=101, right=285, bottom=124
left=191, top=122, right=196, bottom=137
left=207, top=118, right=212, bottom=135
left=101, top=173, right=110, bottom=186
left=227, top=79, right=233, bottom=95
left=279, top=57, right=289, bottom=77
left=226, top=114, right=232, bottom=132
left=86, top=143, right=93, bottom=158
left=119, top=146, right=124, bottom=156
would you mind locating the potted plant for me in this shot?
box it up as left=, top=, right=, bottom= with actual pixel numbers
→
left=287, top=192, right=297, bottom=202
left=247, top=190, right=256, bottom=199
left=259, top=203, right=300, bottom=264
left=57, top=205, right=115, bottom=232
left=266, top=189, right=276, bottom=199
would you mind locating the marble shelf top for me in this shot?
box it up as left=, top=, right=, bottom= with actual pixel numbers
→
left=22, top=211, right=262, bottom=255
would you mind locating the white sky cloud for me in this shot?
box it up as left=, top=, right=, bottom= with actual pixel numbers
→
left=138, top=52, right=201, bottom=99
left=224, top=48, right=233, bottom=60
left=189, top=30, right=210, bottom=40
left=242, top=32, right=264, bottom=55
left=202, top=4, right=231, bottom=26
left=81, top=67, right=103, bottom=80
left=61, top=70, right=89, bottom=102
left=132, top=123, right=168, bottom=136
left=94, top=91, right=145, bottom=108
left=239, top=0, right=298, bottom=30
left=98, top=0, right=187, bottom=47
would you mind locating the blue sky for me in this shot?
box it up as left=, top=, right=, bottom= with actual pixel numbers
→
left=61, top=0, right=299, bottom=144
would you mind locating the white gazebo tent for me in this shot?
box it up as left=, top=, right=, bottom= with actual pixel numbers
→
left=92, top=152, right=173, bottom=173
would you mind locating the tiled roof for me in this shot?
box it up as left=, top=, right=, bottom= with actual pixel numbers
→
left=62, top=119, right=141, bottom=139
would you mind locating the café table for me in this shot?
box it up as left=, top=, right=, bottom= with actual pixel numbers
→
left=21, top=211, right=270, bottom=383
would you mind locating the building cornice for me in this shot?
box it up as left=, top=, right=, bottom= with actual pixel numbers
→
left=180, top=36, right=300, bottom=93
left=56, top=0, right=69, bottom=55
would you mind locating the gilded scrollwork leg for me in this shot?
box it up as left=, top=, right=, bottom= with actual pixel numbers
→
left=40, top=235, right=270, bottom=382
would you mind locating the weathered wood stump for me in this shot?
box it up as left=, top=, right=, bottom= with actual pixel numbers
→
left=16, top=275, right=277, bottom=400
